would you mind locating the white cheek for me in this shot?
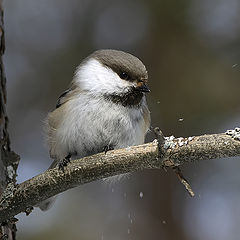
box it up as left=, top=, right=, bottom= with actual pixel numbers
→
left=73, top=58, right=134, bottom=94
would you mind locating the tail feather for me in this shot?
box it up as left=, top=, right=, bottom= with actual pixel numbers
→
left=38, top=197, right=56, bottom=211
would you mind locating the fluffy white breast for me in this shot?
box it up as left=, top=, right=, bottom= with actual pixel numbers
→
left=73, top=58, right=135, bottom=94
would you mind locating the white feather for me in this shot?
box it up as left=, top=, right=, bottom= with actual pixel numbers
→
left=74, top=58, right=135, bottom=94
left=50, top=93, right=148, bottom=160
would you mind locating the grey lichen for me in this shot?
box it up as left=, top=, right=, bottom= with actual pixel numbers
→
left=225, top=127, right=240, bottom=141
left=164, top=135, right=195, bottom=149
left=0, top=183, right=16, bottom=208
left=164, top=135, right=177, bottom=149
left=6, top=165, right=15, bottom=180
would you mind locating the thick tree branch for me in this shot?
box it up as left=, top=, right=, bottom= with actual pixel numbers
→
left=0, top=131, right=240, bottom=222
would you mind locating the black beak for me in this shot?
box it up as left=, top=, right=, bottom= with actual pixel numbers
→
left=137, top=83, right=150, bottom=93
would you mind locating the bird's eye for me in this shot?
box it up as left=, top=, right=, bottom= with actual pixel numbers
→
left=119, top=72, right=130, bottom=80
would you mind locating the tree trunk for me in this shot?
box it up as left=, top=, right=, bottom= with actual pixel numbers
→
left=0, top=1, right=20, bottom=239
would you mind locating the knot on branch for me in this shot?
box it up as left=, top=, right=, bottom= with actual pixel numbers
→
left=152, top=127, right=166, bottom=159
left=152, top=127, right=195, bottom=197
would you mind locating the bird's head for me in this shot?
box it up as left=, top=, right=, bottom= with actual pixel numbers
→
left=73, top=49, right=149, bottom=106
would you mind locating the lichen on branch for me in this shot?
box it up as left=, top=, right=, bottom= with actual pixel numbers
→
left=0, top=130, right=240, bottom=222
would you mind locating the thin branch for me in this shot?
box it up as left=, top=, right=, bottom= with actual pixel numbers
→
left=0, top=131, right=240, bottom=222
left=173, top=167, right=195, bottom=197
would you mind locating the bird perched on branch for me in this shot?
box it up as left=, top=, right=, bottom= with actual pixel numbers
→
left=38, top=49, right=151, bottom=211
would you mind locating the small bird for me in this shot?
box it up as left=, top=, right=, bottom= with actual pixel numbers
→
left=38, top=49, right=151, bottom=210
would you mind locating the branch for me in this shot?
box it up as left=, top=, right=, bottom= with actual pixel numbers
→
left=0, top=131, right=240, bottom=222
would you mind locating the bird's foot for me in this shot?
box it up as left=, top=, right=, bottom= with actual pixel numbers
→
left=58, top=153, right=71, bottom=172
left=103, top=144, right=114, bottom=154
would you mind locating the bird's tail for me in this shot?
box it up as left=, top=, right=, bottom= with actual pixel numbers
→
left=38, top=197, right=56, bottom=211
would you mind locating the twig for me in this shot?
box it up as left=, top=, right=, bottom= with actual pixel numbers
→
left=173, top=167, right=195, bottom=197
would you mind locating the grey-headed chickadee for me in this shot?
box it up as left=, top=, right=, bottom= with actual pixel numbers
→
left=38, top=49, right=151, bottom=211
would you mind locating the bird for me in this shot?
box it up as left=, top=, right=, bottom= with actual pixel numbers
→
left=38, top=49, right=151, bottom=211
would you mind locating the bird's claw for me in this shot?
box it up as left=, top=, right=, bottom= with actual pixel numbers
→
left=58, top=154, right=71, bottom=172
left=103, top=144, right=114, bottom=154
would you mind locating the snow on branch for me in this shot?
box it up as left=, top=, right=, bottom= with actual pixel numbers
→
left=0, top=129, right=240, bottom=223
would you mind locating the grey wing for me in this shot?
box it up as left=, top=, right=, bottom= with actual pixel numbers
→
left=55, top=82, right=79, bottom=108
left=56, top=89, right=71, bottom=108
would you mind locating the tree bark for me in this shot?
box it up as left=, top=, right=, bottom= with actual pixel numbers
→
left=0, top=132, right=239, bottom=223
left=0, top=1, right=20, bottom=239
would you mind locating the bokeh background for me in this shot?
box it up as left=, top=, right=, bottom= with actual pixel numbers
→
left=4, top=0, right=240, bottom=239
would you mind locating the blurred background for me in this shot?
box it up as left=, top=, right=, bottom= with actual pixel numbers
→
left=3, top=0, right=240, bottom=239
